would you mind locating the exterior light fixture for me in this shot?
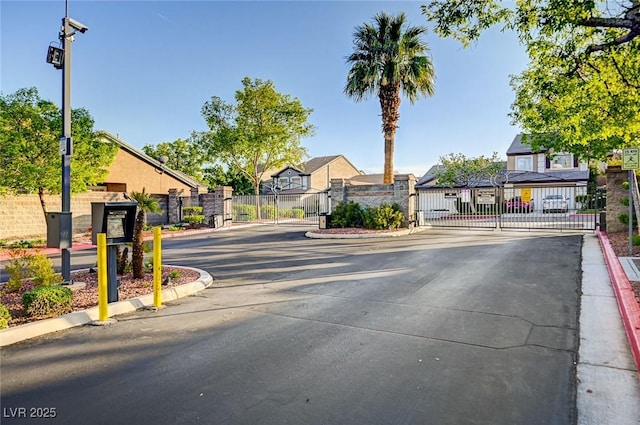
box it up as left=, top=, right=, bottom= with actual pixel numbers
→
left=46, top=45, right=64, bottom=69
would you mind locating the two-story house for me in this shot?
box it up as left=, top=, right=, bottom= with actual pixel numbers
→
left=415, top=134, right=590, bottom=212
left=264, top=155, right=363, bottom=193
left=502, top=134, right=589, bottom=210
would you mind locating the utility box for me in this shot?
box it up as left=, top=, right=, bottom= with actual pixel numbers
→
left=46, top=212, right=72, bottom=249
left=91, top=202, right=138, bottom=245
left=319, top=213, right=331, bottom=229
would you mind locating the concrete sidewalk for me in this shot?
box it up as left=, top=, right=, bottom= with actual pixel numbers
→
left=578, top=233, right=640, bottom=425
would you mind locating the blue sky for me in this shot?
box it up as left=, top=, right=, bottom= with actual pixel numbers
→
left=1, top=1, right=529, bottom=177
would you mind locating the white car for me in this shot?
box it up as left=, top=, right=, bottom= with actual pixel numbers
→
left=542, top=194, right=568, bottom=213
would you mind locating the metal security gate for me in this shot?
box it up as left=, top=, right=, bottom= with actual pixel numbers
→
left=232, top=192, right=329, bottom=226
left=415, top=186, right=599, bottom=231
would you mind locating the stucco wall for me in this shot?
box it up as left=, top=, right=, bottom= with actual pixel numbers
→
left=103, top=148, right=199, bottom=195
left=310, top=157, right=361, bottom=191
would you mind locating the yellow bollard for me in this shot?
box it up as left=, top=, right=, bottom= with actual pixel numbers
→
left=97, top=233, right=108, bottom=321
left=153, top=226, right=162, bottom=307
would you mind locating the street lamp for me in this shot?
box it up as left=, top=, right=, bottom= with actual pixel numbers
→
left=46, top=1, right=88, bottom=282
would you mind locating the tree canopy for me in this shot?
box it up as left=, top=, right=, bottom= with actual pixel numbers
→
left=422, top=0, right=640, bottom=160
left=345, top=11, right=436, bottom=184
left=434, top=152, right=504, bottom=187
left=198, top=77, right=314, bottom=195
left=142, top=137, right=206, bottom=182
left=0, top=87, right=117, bottom=215
left=203, top=165, right=253, bottom=195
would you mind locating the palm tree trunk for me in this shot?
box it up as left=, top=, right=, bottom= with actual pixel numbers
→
left=383, top=134, right=395, bottom=185
left=379, top=85, right=401, bottom=184
left=132, top=210, right=146, bottom=279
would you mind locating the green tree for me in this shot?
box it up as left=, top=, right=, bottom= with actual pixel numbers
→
left=203, top=165, right=253, bottom=195
left=345, top=11, right=436, bottom=184
left=0, top=87, right=117, bottom=217
left=421, top=0, right=640, bottom=160
left=198, top=77, right=314, bottom=196
left=434, top=152, right=504, bottom=187
left=142, top=136, right=206, bottom=182
left=129, top=188, right=162, bottom=279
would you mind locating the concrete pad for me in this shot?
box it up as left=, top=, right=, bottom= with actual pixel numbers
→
left=580, top=293, right=637, bottom=369
left=577, top=363, right=640, bottom=425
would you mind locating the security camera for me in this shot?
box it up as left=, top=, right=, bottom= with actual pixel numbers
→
left=68, top=18, right=88, bottom=33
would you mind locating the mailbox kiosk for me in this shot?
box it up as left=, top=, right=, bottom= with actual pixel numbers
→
left=91, top=202, right=138, bottom=302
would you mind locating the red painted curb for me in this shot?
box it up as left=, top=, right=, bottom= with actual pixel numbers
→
left=596, top=230, right=640, bottom=372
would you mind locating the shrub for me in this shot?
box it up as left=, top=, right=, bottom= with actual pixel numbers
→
left=168, top=270, right=181, bottom=279
left=22, top=286, right=73, bottom=318
left=4, top=257, right=28, bottom=292
left=261, top=205, right=277, bottom=219
left=279, top=208, right=305, bottom=219
left=362, top=203, right=404, bottom=230
left=25, top=254, right=64, bottom=287
left=633, top=235, right=640, bottom=246
left=233, top=204, right=257, bottom=221
left=331, top=201, right=364, bottom=228
left=183, top=206, right=203, bottom=216
left=3, top=253, right=63, bottom=292
left=0, top=303, right=11, bottom=329
left=183, top=215, right=205, bottom=226
left=619, top=213, right=637, bottom=226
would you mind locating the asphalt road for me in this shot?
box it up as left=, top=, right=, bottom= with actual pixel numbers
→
left=0, top=227, right=583, bottom=425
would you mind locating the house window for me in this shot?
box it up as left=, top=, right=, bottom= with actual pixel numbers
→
left=516, top=156, right=533, bottom=171
left=278, top=177, right=288, bottom=188
left=549, top=154, right=573, bottom=169
left=291, top=177, right=301, bottom=189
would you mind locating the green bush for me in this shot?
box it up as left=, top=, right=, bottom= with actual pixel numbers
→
left=4, top=257, right=28, bottom=292
left=619, top=213, right=637, bottom=226
left=183, top=206, right=203, bottom=216
left=331, top=201, right=364, bottom=228
left=622, top=181, right=630, bottom=190
left=362, top=203, right=404, bottom=230
left=279, top=208, right=305, bottom=219
left=261, top=205, right=277, bottom=219
left=26, top=254, right=64, bottom=287
left=233, top=204, right=257, bottom=221
left=0, top=304, right=11, bottom=329
left=22, top=286, right=73, bottom=318
left=183, top=215, right=205, bottom=225
left=3, top=254, right=63, bottom=292
left=633, top=235, right=640, bottom=246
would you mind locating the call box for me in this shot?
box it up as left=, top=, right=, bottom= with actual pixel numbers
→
left=91, top=202, right=138, bottom=245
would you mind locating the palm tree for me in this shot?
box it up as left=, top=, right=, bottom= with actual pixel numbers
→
left=345, top=11, right=436, bottom=184
left=129, top=188, right=163, bottom=279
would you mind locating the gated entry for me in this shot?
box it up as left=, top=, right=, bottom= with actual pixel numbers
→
left=232, top=192, right=329, bottom=226
left=416, top=186, right=598, bottom=231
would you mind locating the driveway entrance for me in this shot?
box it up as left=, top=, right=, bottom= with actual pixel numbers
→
left=1, top=228, right=582, bottom=425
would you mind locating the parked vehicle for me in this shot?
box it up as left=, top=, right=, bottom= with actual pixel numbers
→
left=542, top=194, right=569, bottom=213
left=506, top=197, right=534, bottom=213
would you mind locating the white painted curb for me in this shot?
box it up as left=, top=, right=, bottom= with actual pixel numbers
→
left=0, top=266, right=213, bottom=347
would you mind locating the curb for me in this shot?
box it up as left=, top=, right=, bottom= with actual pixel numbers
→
left=596, top=230, right=640, bottom=371
left=0, top=266, right=213, bottom=347
left=305, top=227, right=428, bottom=239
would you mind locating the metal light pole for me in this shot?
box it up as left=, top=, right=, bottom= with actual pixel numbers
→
left=47, top=0, right=88, bottom=282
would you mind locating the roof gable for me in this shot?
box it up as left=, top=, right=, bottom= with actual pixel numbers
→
left=98, top=131, right=206, bottom=189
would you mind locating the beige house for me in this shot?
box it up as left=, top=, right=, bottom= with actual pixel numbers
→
left=264, top=155, right=363, bottom=193
left=96, top=131, right=207, bottom=195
